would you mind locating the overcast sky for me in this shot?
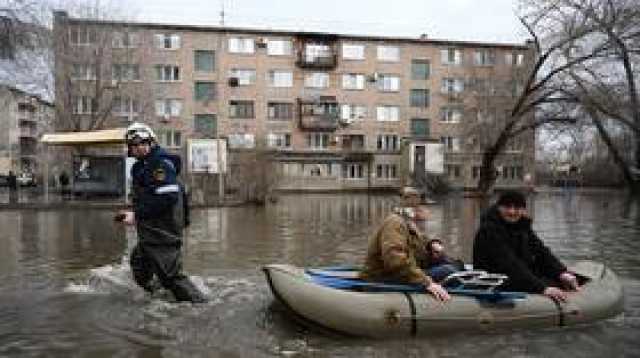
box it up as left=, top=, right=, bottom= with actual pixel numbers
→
left=119, top=0, right=528, bottom=44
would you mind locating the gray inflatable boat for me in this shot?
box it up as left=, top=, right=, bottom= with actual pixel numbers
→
left=263, top=260, right=624, bottom=337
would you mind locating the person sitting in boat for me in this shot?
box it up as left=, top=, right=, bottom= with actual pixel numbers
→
left=424, top=239, right=464, bottom=282
left=473, top=190, right=580, bottom=302
left=360, top=187, right=451, bottom=302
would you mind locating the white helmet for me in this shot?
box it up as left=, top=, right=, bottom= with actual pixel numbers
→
left=125, top=122, right=156, bottom=144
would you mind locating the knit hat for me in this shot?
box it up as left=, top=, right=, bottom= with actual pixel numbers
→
left=496, top=190, right=527, bottom=208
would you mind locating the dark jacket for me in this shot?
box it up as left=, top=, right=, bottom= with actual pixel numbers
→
left=131, top=145, right=186, bottom=245
left=472, top=205, right=566, bottom=293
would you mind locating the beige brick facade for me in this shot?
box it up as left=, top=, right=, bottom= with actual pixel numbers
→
left=53, top=12, right=535, bottom=193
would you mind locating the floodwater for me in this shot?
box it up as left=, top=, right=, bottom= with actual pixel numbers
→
left=0, top=191, right=638, bottom=357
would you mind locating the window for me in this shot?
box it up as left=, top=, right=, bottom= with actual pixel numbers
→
left=194, top=82, right=216, bottom=101
left=410, top=89, right=430, bottom=108
left=194, top=114, right=217, bottom=138
left=411, top=60, right=430, bottom=80
left=342, top=43, right=365, bottom=60
left=155, top=99, right=183, bottom=117
left=267, top=133, right=292, bottom=149
left=376, top=164, right=397, bottom=179
left=441, top=136, right=461, bottom=152
left=376, top=106, right=400, bottom=122
left=304, top=72, right=330, bottom=88
left=72, top=96, right=96, bottom=114
left=441, top=107, right=463, bottom=123
left=229, top=100, right=254, bottom=118
left=112, top=64, right=140, bottom=81
left=229, top=37, right=255, bottom=54
left=69, top=26, right=94, bottom=46
left=342, top=163, right=364, bottom=179
left=154, top=34, right=181, bottom=49
left=474, top=50, right=495, bottom=66
left=267, top=39, right=292, bottom=56
left=303, top=44, right=332, bottom=62
left=268, top=102, right=293, bottom=120
left=441, top=48, right=462, bottom=65
left=307, top=133, right=330, bottom=150
left=377, top=74, right=400, bottom=92
left=377, top=134, right=399, bottom=151
left=446, top=164, right=462, bottom=178
left=71, top=63, right=96, bottom=80
left=157, top=129, right=182, bottom=148
left=472, top=166, right=481, bottom=179
left=377, top=45, right=400, bottom=62
left=268, top=70, right=293, bottom=88
left=113, top=96, right=139, bottom=122
left=441, top=78, right=464, bottom=94
left=342, top=74, right=365, bottom=90
left=341, top=104, right=367, bottom=122
left=505, top=52, right=524, bottom=66
left=155, top=65, right=180, bottom=81
left=112, top=32, right=139, bottom=48
left=229, top=69, right=256, bottom=86
left=228, top=133, right=255, bottom=148
left=194, top=50, right=215, bottom=72
left=411, top=118, right=429, bottom=137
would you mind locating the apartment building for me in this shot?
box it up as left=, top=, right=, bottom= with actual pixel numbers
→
left=53, top=11, right=534, bottom=192
left=0, top=85, right=54, bottom=177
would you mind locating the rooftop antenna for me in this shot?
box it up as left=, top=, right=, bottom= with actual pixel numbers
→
left=219, top=0, right=225, bottom=26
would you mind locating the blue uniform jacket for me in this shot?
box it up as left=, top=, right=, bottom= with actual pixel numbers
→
left=131, top=145, right=183, bottom=224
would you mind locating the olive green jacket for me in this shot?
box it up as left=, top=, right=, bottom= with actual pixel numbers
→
left=360, top=213, right=432, bottom=285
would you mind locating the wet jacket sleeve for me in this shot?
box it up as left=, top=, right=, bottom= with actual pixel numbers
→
left=379, top=218, right=431, bottom=285
left=529, top=231, right=567, bottom=280
left=134, top=158, right=179, bottom=220
left=473, top=226, right=547, bottom=293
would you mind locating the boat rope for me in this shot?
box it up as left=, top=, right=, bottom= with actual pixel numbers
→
left=402, top=292, right=417, bottom=336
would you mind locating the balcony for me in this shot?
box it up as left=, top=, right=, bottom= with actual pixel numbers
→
left=295, top=37, right=337, bottom=69
left=298, top=98, right=340, bottom=131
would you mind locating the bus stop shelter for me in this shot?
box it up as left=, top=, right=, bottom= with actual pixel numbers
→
left=40, top=128, right=127, bottom=203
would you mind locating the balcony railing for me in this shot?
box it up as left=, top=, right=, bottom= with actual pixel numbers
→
left=297, top=98, right=340, bottom=131
left=296, top=52, right=337, bottom=69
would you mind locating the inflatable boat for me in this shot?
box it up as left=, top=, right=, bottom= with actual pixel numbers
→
left=262, top=260, right=624, bottom=337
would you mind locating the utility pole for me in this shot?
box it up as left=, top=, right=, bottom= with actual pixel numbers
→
left=219, top=0, right=225, bottom=26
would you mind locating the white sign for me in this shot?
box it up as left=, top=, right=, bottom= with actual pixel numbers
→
left=425, top=143, right=444, bottom=174
left=188, top=139, right=227, bottom=173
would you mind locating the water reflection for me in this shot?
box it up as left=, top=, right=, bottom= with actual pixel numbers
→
left=0, top=192, right=638, bottom=357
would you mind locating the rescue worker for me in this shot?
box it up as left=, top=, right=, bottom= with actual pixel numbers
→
left=360, top=187, right=450, bottom=302
left=116, top=122, right=206, bottom=303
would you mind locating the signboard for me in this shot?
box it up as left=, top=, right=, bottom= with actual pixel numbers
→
left=187, top=139, right=227, bottom=173
left=425, top=143, right=444, bottom=174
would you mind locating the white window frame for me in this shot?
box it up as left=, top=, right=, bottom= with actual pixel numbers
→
left=229, top=37, right=255, bottom=54
left=155, top=99, right=183, bottom=117
left=155, top=65, right=180, bottom=82
left=341, top=104, right=367, bottom=122
left=229, top=69, right=256, bottom=86
left=441, top=48, right=462, bottom=66
left=342, top=73, right=365, bottom=90
left=376, top=134, right=399, bottom=151
left=71, top=63, right=96, bottom=81
left=268, top=70, right=293, bottom=88
left=377, top=45, right=400, bottom=62
left=72, top=96, right=96, bottom=114
left=304, top=44, right=332, bottom=62
left=376, top=105, right=400, bottom=122
left=158, top=129, right=182, bottom=148
left=505, top=52, right=525, bottom=66
left=267, top=39, right=292, bottom=56
left=376, top=164, right=398, bottom=179
left=69, top=27, right=93, bottom=46
left=441, top=136, right=461, bottom=152
left=343, top=163, right=364, bottom=179
left=474, top=50, right=495, bottom=66
left=342, top=43, right=365, bottom=60
left=377, top=74, right=400, bottom=92
left=304, top=72, right=330, bottom=88
left=228, top=133, right=256, bottom=148
left=267, top=132, right=292, bottom=149
left=306, top=132, right=330, bottom=150
left=113, top=96, right=140, bottom=122
left=154, top=34, right=181, bottom=50
left=112, top=31, right=139, bottom=48
left=441, top=107, right=463, bottom=123
left=441, top=78, right=464, bottom=94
